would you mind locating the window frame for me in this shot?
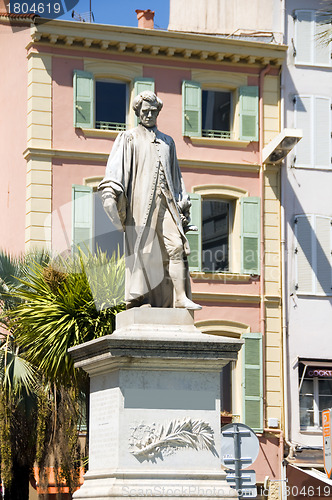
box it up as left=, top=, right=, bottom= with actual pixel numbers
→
left=73, top=65, right=154, bottom=134
left=299, top=363, right=332, bottom=431
left=73, top=178, right=125, bottom=258
left=294, top=9, right=332, bottom=67
left=293, top=94, right=331, bottom=169
left=94, top=78, right=129, bottom=132
left=201, top=87, right=234, bottom=140
left=186, top=185, right=260, bottom=276
left=294, top=214, right=332, bottom=296
left=201, top=197, right=234, bottom=273
left=182, top=79, right=258, bottom=143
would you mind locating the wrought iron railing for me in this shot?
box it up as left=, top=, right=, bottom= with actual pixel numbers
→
left=202, top=129, right=232, bottom=139
left=95, top=121, right=126, bottom=131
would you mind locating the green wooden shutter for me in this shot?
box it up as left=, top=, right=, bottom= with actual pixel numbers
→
left=134, top=78, right=155, bottom=126
left=241, top=197, right=260, bottom=274
left=186, top=193, right=202, bottom=271
left=239, top=86, right=259, bottom=141
left=73, top=70, right=93, bottom=128
left=72, top=185, right=93, bottom=253
left=242, top=333, right=263, bottom=432
left=182, top=80, right=202, bottom=137
left=134, top=77, right=155, bottom=95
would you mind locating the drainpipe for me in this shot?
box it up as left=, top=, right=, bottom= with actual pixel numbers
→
left=259, top=63, right=271, bottom=434
left=264, top=427, right=285, bottom=493
left=279, top=11, right=297, bottom=497
left=280, top=63, right=289, bottom=500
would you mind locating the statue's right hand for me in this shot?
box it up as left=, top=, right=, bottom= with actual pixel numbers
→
left=102, top=196, right=124, bottom=232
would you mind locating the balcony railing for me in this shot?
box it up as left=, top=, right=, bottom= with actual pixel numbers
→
left=95, top=121, right=126, bottom=131
left=202, top=129, right=232, bottom=139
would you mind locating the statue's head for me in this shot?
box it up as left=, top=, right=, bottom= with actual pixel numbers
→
left=132, top=91, right=163, bottom=128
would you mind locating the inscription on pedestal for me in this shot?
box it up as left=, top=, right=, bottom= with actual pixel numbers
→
left=90, top=385, right=120, bottom=469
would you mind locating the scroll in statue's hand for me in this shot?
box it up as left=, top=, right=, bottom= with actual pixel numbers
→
left=177, top=195, right=198, bottom=233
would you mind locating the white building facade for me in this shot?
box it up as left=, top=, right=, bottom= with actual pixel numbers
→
left=169, top=0, right=332, bottom=493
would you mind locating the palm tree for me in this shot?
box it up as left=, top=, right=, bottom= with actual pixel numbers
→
left=0, top=250, right=49, bottom=500
left=0, top=248, right=125, bottom=498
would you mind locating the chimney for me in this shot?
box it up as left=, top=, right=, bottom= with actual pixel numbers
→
left=0, top=0, right=9, bottom=13
left=135, top=9, right=155, bottom=29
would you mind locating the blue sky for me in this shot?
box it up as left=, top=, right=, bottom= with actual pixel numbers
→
left=59, top=0, right=170, bottom=30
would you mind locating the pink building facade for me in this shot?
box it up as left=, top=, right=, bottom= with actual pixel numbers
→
left=0, top=9, right=286, bottom=493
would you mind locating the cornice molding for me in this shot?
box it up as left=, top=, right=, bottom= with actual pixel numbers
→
left=190, top=137, right=251, bottom=148
left=192, top=292, right=261, bottom=304
left=23, top=147, right=108, bottom=162
left=192, top=292, right=280, bottom=304
left=192, top=184, right=248, bottom=198
left=179, top=159, right=260, bottom=172
left=29, top=20, right=286, bottom=67
left=195, top=319, right=250, bottom=338
left=191, top=272, right=252, bottom=282
left=23, top=148, right=261, bottom=172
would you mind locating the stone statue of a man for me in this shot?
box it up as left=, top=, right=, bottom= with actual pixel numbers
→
left=98, top=91, right=201, bottom=311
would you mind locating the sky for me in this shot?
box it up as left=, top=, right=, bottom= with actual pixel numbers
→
left=59, top=0, right=170, bottom=30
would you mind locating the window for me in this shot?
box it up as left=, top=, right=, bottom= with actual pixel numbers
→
left=294, top=95, right=331, bottom=169
left=95, top=80, right=127, bottom=131
left=72, top=185, right=124, bottom=257
left=187, top=192, right=260, bottom=275
left=182, top=80, right=259, bottom=141
left=294, top=10, right=331, bottom=66
left=73, top=71, right=154, bottom=130
left=299, top=363, right=332, bottom=430
left=202, top=90, right=232, bottom=139
left=202, top=199, right=231, bottom=271
left=294, top=215, right=332, bottom=295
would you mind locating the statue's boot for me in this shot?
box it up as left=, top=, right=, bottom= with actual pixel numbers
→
left=169, top=259, right=202, bottom=310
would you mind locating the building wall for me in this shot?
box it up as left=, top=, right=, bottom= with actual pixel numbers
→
left=283, top=0, right=332, bottom=447
left=2, top=17, right=286, bottom=487
left=0, top=20, right=31, bottom=254
left=168, top=0, right=282, bottom=41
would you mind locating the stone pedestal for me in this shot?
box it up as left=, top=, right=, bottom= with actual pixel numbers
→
left=69, top=308, right=243, bottom=499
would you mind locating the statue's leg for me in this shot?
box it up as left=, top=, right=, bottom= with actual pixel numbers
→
left=168, top=259, right=202, bottom=310
left=159, top=199, right=202, bottom=310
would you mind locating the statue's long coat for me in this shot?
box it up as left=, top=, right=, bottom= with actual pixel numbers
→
left=99, top=124, right=190, bottom=306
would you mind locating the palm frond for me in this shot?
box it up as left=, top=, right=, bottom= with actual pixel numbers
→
left=317, top=2, right=332, bottom=45
left=9, top=249, right=125, bottom=385
left=0, top=341, right=39, bottom=395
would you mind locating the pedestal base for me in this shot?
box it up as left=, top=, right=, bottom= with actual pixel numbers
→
left=69, top=309, right=242, bottom=500
left=74, top=471, right=238, bottom=499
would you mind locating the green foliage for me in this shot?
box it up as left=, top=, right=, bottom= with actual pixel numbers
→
left=11, top=248, right=125, bottom=386
left=0, top=247, right=125, bottom=495
left=0, top=338, right=39, bottom=396
left=0, top=249, right=51, bottom=322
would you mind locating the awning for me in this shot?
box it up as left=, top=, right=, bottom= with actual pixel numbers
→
left=298, top=360, right=332, bottom=392
left=300, top=360, right=332, bottom=368
left=287, top=464, right=332, bottom=499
